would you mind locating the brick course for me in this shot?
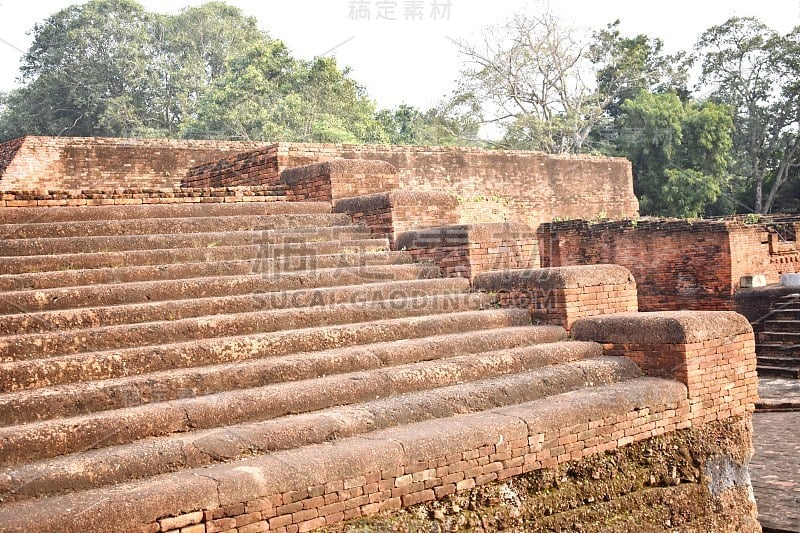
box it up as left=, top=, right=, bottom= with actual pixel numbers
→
left=0, top=187, right=287, bottom=208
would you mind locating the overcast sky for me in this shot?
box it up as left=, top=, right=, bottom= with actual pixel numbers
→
left=0, top=0, right=798, bottom=109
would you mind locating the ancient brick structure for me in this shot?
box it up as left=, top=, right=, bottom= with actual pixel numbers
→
left=0, top=186, right=288, bottom=208
left=538, top=217, right=800, bottom=312
left=395, top=223, right=540, bottom=280
left=182, top=142, right=639, bottom=228
left=0, top=136, right=268, bottom=190
left=334, top=191, right=460, bottom=248
left=0, top=135, right=763, bottom=532
left=280, top=159, right=399, bottom=202
left=474, top=265, right=639, bottom=333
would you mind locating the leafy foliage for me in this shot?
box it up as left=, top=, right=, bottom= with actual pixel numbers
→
left=617, top=91, right=733, bottom=217
left=696, top=17, right=800, bottom=214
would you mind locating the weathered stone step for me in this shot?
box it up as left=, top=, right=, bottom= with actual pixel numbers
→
left=756, top=363, right=800, bottom=378
left=0, top=293, right=490, bottom=361
left=755, top=354, right=800, bottom=369
left=0, top=250, right=414, bottom=292
left=0, top=377, right=683, bottom=533
left=0, top=238, right=392, bottom=275
left=0, top=263, right=438, bottom=315
left=767, top=309, right=800, bottom=321
left=0, top=325, right=565, bottom=426
left=0, top=350, right=633, bottom=501
left=0, top=201, right=331, bottom=225
left=0, top=225, right=371, bottom=256
left=0, top=277, right=466, bottom=335
left=755, top=343, right=800, bottom=358
left=0, top=352, right=636, bottom=469
left=2, top=213, right=353, bottom=240
left=0, top=309, right=534, bottom=392
left=762, top=319, right=800, bottom=333
left=759, top=331, right=800, bottom=345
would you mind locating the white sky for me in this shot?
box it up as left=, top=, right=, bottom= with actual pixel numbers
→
left=0, top=0, right=798, bottom=109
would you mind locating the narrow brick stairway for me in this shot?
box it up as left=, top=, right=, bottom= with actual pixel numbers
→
left=0, top=200, right=687, bottom=532
left=757, top=293, right=800, bottom=378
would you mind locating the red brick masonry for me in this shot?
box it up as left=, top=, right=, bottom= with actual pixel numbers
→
left=334, top=191, right=460, bottom=248
left=280, top=160, right=399, bottom=203
left=0, top=187, right=287, bottom=208
left=394, top=223, right=539, bottom=280
left=474, top=265, right=639, bottom=333
left=572, top=311, right=759, bottom=424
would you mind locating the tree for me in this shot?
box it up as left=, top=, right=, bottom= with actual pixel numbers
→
left=453, top=12, right=685, bottom=153
left=617, top=91, right=733, bottom=218
left=696, top=17, right=800, bottom=214
left=376, top=103, right=482, bottom=146
left=149, top=2, right=266, bottom=135
left=183, top=43, right=388, bottom=143
left=0, top=0, right=158, bottom=139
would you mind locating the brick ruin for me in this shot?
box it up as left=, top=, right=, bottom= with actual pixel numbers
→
left=0, top=135, right=776, bottom=532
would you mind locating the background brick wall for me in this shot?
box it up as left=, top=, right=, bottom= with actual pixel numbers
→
left=537, top=219, right=736, bottom=311
left=182, top=142, right=638, bottom=228
left=538, top=218, right=800, bottom=313
left=0, top=136, right=268, bottom=190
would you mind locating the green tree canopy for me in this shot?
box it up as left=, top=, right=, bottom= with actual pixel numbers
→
left=617, top=91, right=733, bottom=218
left=696, top=17, right=800, bottom=214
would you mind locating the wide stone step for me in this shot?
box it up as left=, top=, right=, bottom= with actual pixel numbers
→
left=0, top=352, right=636, bottom=470
left=0, top=309, right=534, bottom=392
left=756, top=364, right=800, bottom=378
left=0, top=263, right=438, bottom=314
left=0, top=277, right=468, bottom=335
left=0, top=225, right=371, bottom=256
left=2, top=213, right=353, bottom=240
left=0, top=293, right=491, bottom=361
left=0, top=377, right=684, bottom=533
left=767, top=309, right=800, bottom=321
left=755, top=343, right=800, bottom=358
left=0, top=350, right=633, bottom=502
left=0, top=325, right=566, bottom=426
left=0, top=201, right=331, bottom=225
left=762, top=319, right=800, bottom=333
left=0, top=238, right=392, bottom=275
left=755, top=354, right=800, bottom=368
left=759, top=331, right=800, bottom=345
left=0, top=250, right=414, bottom=292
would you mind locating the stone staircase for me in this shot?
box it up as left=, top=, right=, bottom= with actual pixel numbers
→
left=0, top=200, right=687, bottom=532
left=756, top=293, right=800, bottom=378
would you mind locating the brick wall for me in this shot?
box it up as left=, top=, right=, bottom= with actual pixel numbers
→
left=182, top=145, right=279, bottom=188
left=728, top=220, right=800, bottom=287
left=281, top=160, right=399, bottom=202
left=538, top=217, right=800, bottom=313
left=0, top=137, right=24, bottom=177
left=473, top=265, right=638, bottom=333
left=0, top=187, right=287, bottom=208
left=182, top=142, right=639, bottom=228
left=0, top=136, right=268, bottom=190
left=572, top=312, right=759, bottom=425
left=334, top=191, right=459, bottom=248
left=538, top=219, right=736, bottom=312
left=395, top=223, right=539, bottom=280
